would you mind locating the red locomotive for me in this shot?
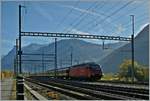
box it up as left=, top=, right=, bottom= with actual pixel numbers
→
left=48, top=62, right=103, bottom=80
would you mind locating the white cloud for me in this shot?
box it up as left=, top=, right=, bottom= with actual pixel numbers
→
left=70, top=28, right=91, bottom=35
left=62, top=5, right=106, bottom=17
left=114, top=24, right=126, bottom=35
left=61, top=4, right=118, bottom=32
left=131, top=0, right=148, bottom=4
left=68, top=28, right=103, bottom=44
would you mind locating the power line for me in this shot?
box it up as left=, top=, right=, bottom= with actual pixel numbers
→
left=103, top=14, right=149, bottom=36
left=78, top=1, right=134, bottom=34
left=94, top=0, right=123, bottom=32
left=55, top=0, right=80, bottom=31
left=67, top=1, right=106, bottom=34
left=63, top=1, right=99, bottom=33
left=109, top=1, right=148, bottom=30
left=95, top=0, right=148, bottom=35
left=110, top=1, right=147, bottom=25
left=93, top=0, right=123, bottom=35
left=91, top=1, right=134, bottom=31
left=123, top=12, right=149, bottom=26
left=123, top=16, right=149, bottom=29
left=71, top=0, right=123, bottom=34
left=69, top=0, right=123, bottom=34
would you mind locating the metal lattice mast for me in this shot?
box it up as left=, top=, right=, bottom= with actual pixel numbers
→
left=54, top=38, right=57, bottom=78
left=130, top=15, right=135, bottom=82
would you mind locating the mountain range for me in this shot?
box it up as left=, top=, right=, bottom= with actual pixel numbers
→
left=2, top=24, right=149, bottom=73
left=99, top=24, right=149, bottom=73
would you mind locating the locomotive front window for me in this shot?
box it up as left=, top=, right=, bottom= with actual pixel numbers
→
left=90, top=64, right=100, bottom=69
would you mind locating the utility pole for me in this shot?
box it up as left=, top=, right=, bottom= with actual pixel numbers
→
left=14, top=58, right=16, bottom=77
left=34, top=64, right=36, bottom=75
left=14, top=39, right=19, bottom=77
left=70, top=46, right=73, bottom=66
left=42, top=49, right=44, bottom=74
left=19, top=5, right=22, bottom=74
left=60, top=59, right=62, bottom=68
left=54, top=38, right=57, bottom=78
left=16, top=39, right=19, bottom=75
left=17, top=5, right=24, bottom=100
left=130, top=15, right=135, bottom=82
left=31, top=66, right=33, bottom=74
left=102, top=40, right=105, bottom=49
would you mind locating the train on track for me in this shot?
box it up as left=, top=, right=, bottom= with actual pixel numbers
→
left=47, top=62, right=103, bottom=80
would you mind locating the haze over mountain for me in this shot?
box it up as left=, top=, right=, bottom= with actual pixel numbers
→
left=1, top=43, right=45, bottom=70
left=1, top=25, right=149, bottom=73
left=2, top=39, right=126, bottom=72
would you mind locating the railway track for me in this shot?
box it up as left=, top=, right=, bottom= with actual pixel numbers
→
left=38, top=77, right=149, bottom=99
left=30, top=76, right=149, bottom=93
left=55, top=79, right=149, bottom=93
left=25, top=76, right=149, bottom=100
left=25, top=81, right=76, bottom=100
left=97, top=80, right=149, bottom=85
left=25, top=78, right=99, bottom=100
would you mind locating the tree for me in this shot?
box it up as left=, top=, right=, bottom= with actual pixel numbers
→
left=135, top=66, right=149, bottom=82
left=118, top=59, right=149, bottom=82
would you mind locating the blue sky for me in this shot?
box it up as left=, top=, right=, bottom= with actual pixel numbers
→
left=2, top=0, right=149, bottom=55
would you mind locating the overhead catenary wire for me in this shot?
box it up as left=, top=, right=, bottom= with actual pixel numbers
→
left=105, top=14, right=149, bottom=36
left=66, top=1, right=106, bottom=34
left=66, top=0, right=121, bottom=34
left=94, top=0, right=123, bottom=30
left=123, top=16, right=149, bottom=29
left=65, top=1, right=121, bottom=32
left=86, top=1, right=134, bottom=32
left=95, top=0, right=148, bottom=35
left=66, top=0, right=123, bottom=35
left=109, top=1, right=148, bottom=31
left=56, top=0, right=80, bottom=31
left=92, top=0, right=123, bottom=35
left=62, top=1, right=99, bottom=33
left=74, top=0, right=134, bottom=35
left=110, top=1, right=148, bottom=26
left=122, top=11, right=149, bottom=26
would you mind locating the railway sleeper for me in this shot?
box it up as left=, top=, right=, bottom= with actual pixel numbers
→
left=25, top=78, right=99, bottom=100
left=64, top=81, right=149, bottom=99
left=27, top=77, right=149, bottom=100
left=57, top=78, right=149, bottom=95
left=44, top=80, right=139, bottom=100
left=44, top=78, right=149, bottom=100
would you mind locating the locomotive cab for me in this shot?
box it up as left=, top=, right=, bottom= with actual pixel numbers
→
left=89, top=63, right=102, bottom=80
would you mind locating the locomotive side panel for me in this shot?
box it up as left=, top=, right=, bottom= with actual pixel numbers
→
left=69, top=66, right=91, bottom=79
left=49, top=62, right=103, bottom=80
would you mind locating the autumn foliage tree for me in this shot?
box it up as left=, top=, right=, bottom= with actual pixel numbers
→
left=118, top=59, right=149, bottom=82
left=0, top=71, right=14, bottom=80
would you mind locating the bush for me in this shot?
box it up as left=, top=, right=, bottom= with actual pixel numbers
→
left=118, top=59, right=149, bottom=82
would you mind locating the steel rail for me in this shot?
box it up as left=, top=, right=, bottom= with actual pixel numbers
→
left=26, top=77, right=146, bottom=100
left=25, top=78, right=99, bottom=100
left=28, top=76, right=149, bottom=99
